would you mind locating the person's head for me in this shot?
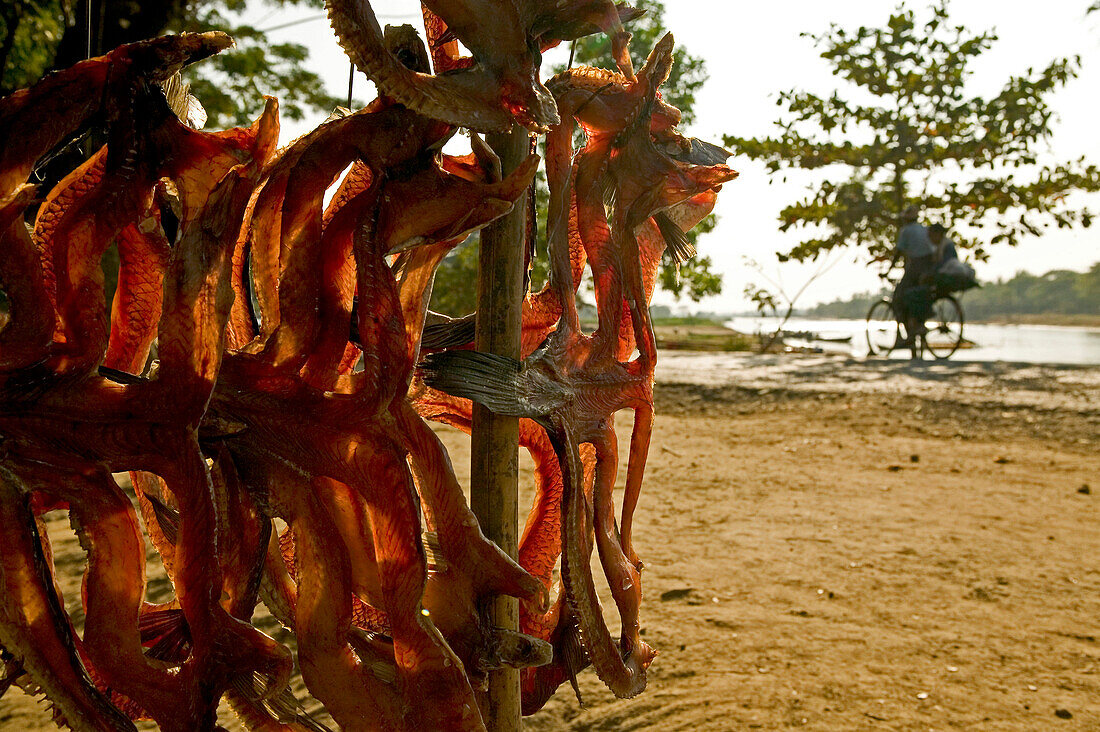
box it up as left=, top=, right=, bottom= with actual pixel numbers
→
left=928, top=222, right=946, bottom=243
left=900, top=205, right=920, bottom=222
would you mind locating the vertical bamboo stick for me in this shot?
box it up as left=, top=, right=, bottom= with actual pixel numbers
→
left=470, top=126, right=529, bottom=730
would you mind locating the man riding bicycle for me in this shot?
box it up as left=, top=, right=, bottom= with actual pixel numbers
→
left=865, top=213, right=973, bottom=360
left=886, top=205, right=936, bottom=348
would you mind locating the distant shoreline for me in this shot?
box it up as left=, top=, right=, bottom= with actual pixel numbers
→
left=724, top=313, right=1100, bottom=329
left=966, top=313, right=1100, bottom=328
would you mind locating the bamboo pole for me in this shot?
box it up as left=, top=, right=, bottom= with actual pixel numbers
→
left=470, top=126, right=529, bottom=730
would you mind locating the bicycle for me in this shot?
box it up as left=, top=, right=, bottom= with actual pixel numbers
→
left=865, top=281, right=965, bottom=360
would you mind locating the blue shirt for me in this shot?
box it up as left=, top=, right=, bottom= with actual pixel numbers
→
left=897, top=222, right=934, bottom=258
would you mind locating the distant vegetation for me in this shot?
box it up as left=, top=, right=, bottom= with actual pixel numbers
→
left=804, top=263, right=1100, bottom=323
left=652, top=315, right=726, bottom=326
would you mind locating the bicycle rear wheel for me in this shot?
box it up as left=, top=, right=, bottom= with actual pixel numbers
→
left=865, top=299, right=898, bottom=356
left=922, top=295, right=964, bottom=359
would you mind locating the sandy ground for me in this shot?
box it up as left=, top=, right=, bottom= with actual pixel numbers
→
left=2, top=354, right=1097, bottom=731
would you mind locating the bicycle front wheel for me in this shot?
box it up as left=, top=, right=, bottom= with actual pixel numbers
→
left=865, top=299, right=898, bottom=356
left=923, top=295, right=964, bottom=359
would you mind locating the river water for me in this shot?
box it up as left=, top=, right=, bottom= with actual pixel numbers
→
left=723, top=316, right=1100, bottom=366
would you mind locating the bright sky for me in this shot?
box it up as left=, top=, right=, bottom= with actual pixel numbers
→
left=249, top=1, right=1100, bottom=312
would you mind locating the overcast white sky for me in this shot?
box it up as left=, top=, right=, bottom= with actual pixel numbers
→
left=249, top=1, right=1100, bottom=312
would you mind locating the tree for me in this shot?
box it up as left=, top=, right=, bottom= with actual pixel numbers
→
left=178, top=0, right=344, bottom=127
left=724, top=1, right=1100, bottom=264
left=742, top=252, right=843, bottom=352
left=428, top=235, right=480, bottom=318
left=0, top=0, right=342, bottom=126
left=0, top=2, right=66, bottom=95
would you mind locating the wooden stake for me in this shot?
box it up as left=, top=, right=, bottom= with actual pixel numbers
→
left=470, top=126, right=529, bottom=731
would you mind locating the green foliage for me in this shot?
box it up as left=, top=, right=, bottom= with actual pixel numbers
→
left=744, top=283, right=779, bottom=318
left=949, top=264, right=1100, bottom=321
left=725, top=1, right=1100, bottom=264
left=806, top=262, right=1100, bottom=321
left=651, top=315, right=722, bottom=326
left=429, top=237, right=480, bottom=317
left=0, top=1, right=67, bottom=94
left=801, top=289, right=891, bottom=320
left=176, top=0, right=344, bottom=127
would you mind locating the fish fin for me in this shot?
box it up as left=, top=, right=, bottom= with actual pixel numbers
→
left=231, top=673, right=334, bottom=732
left=560, top=615, right=588, bottom=707
left=419, top=350, right=523, bottom=415
left=672, top=137, right=732, bottom=166
left=390, top=250, right=412, bottom=281
left=420, top=313, right=476, bottom=351
left=139, top=609, right=192, bottom=663
left=421, top=531, right=448, bottom=572
left=138, top=608, right=185, bottom=641
left=420, top=350, right=568, bottom=429
left=161, top=72, right=207, bottom=129
left=142, top=492, right=180, bottom=546
left=599, top=169, right=619, bottom=222
left=198, top=414, right=248, bottom=443
left=654, top=211, right=696, bottom=265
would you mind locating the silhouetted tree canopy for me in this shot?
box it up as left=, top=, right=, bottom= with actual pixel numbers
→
left=725, top=1, right=1100, bottom=264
